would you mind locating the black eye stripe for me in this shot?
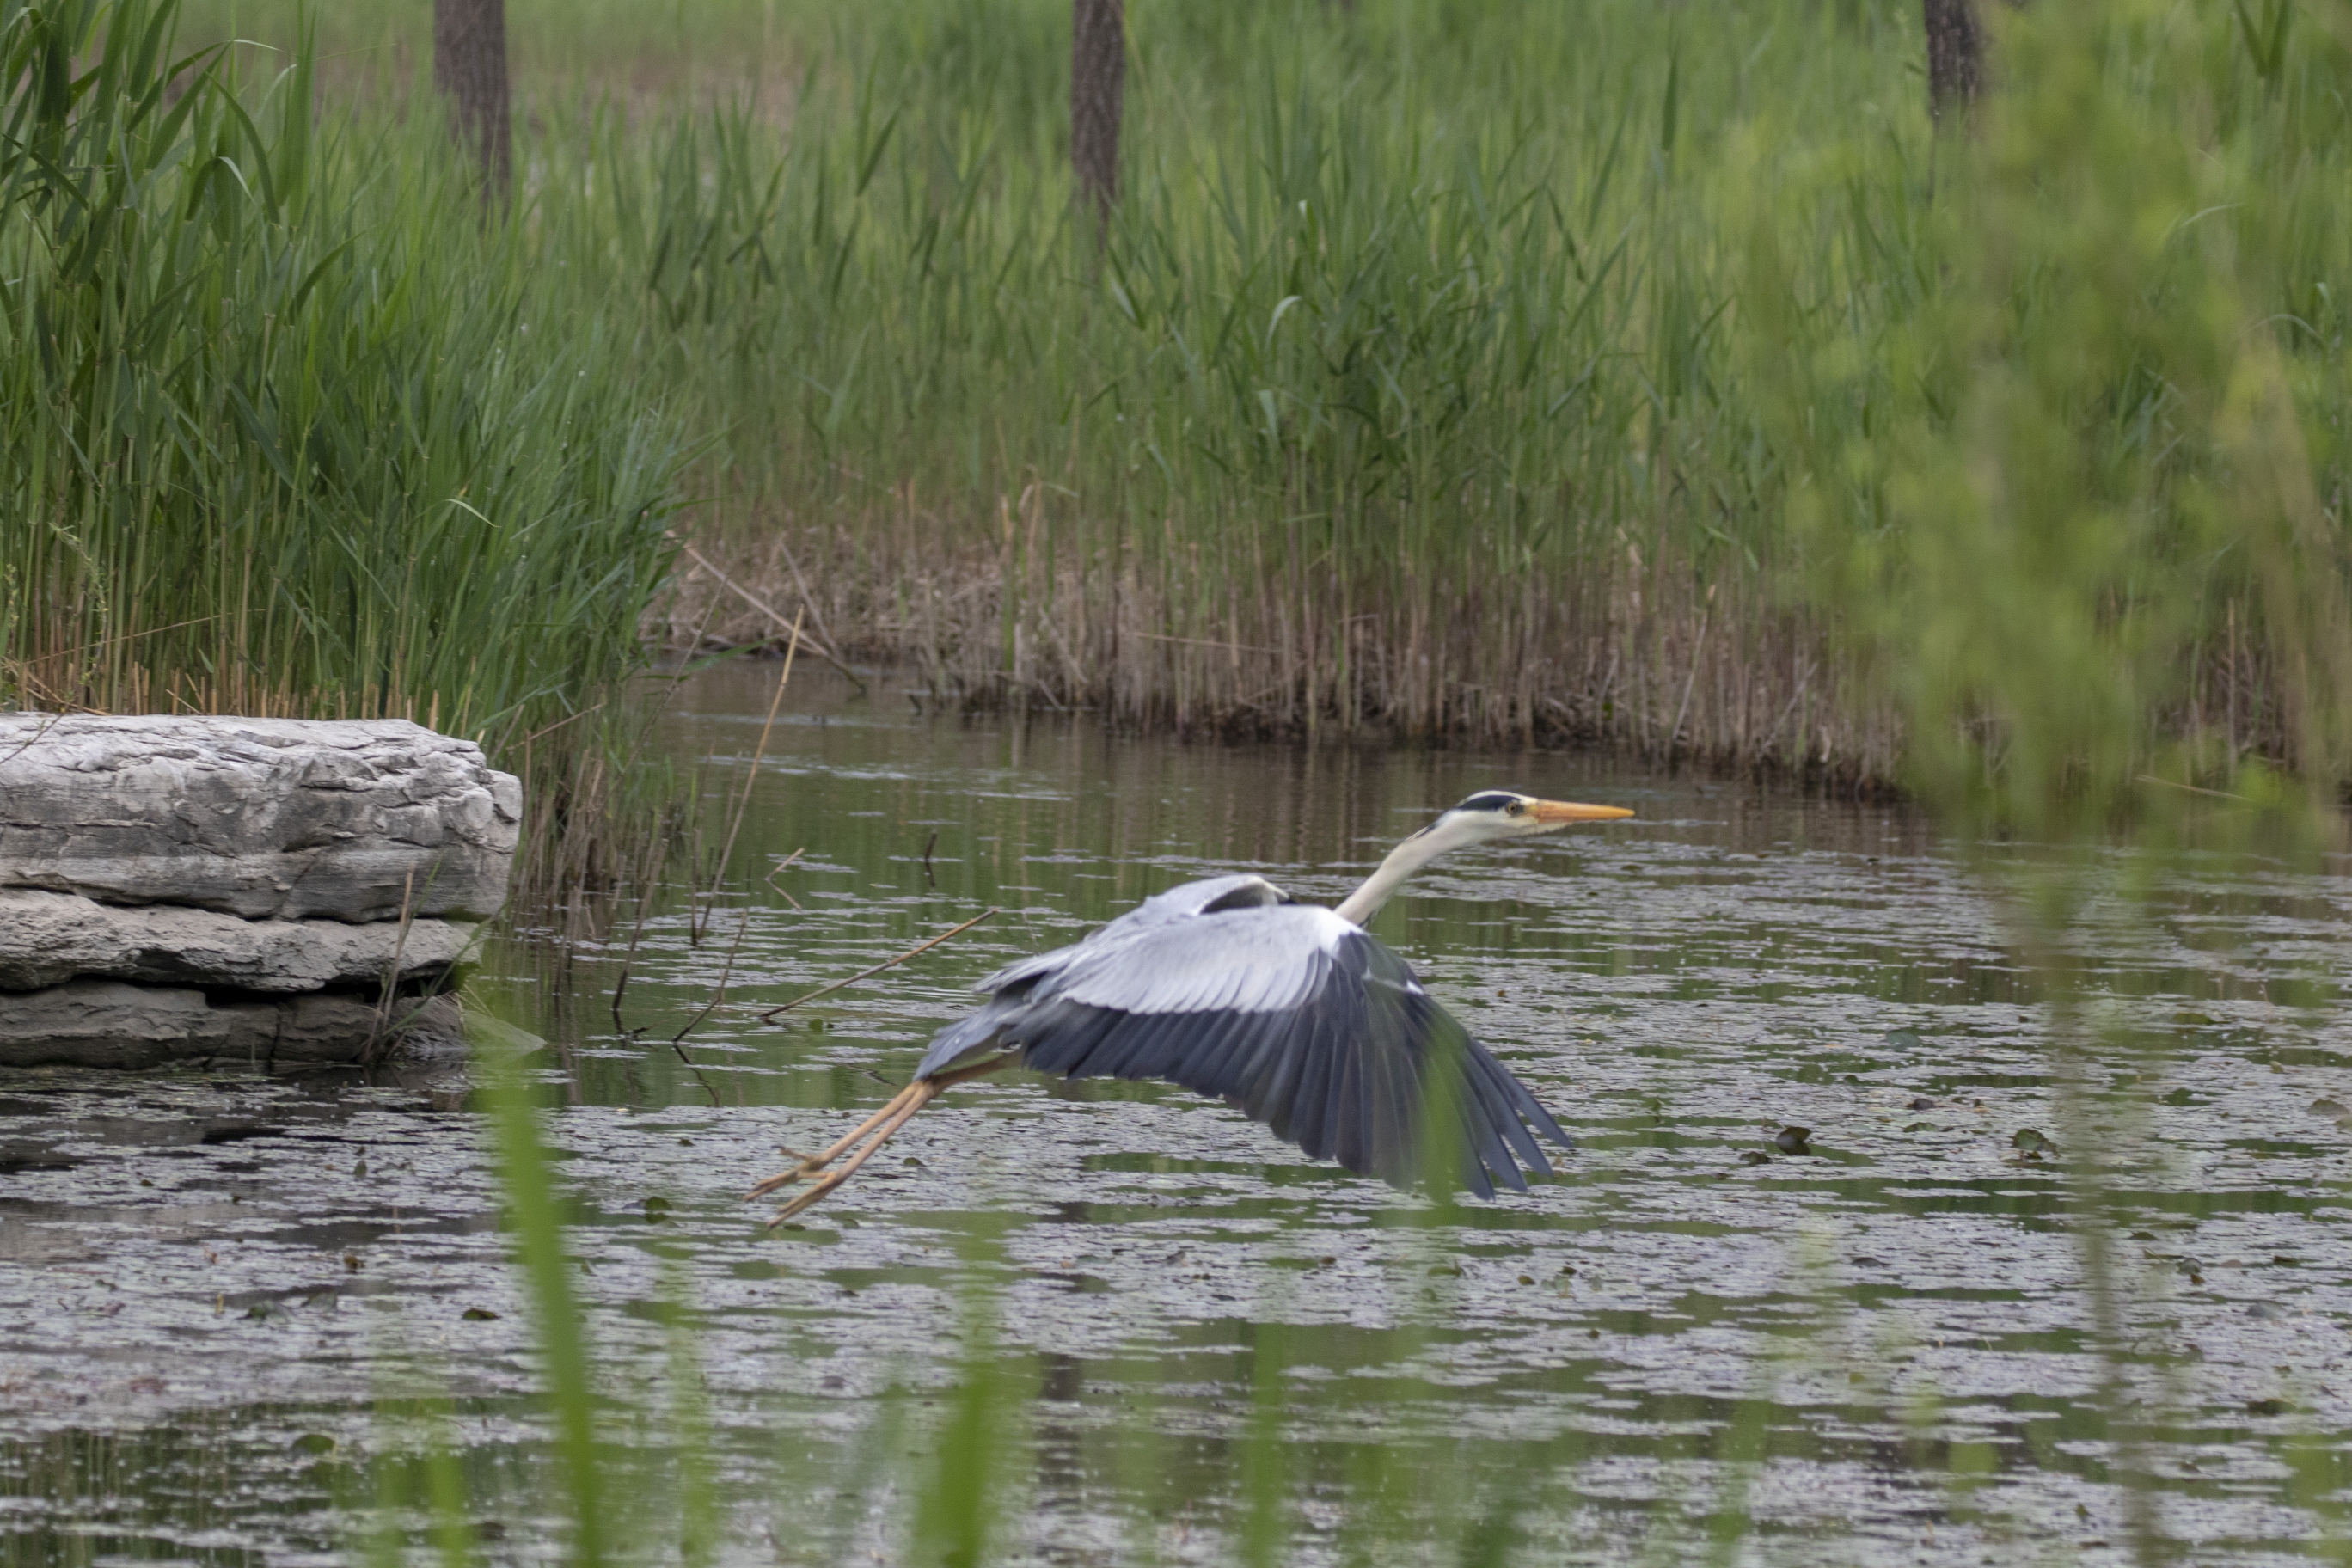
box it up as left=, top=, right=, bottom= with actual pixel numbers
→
left=1453, top=791, right=1522, bottom=813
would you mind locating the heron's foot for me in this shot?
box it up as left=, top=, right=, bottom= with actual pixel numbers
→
left=745, top=1163, right=818, bottom=1200
left=756, top=1082, right=938, bottom=1225
left=768, top=1170, right=853, bottom=1223
left=746, top=1146, right=848, bottom=1198
left=744, top=1058, right=1010, bottom=1225
left=745, top=1086, right=923, bottom=1201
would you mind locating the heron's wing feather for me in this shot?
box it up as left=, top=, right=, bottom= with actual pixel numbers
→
left=977, top=904, right=1567, bottom=1195
left=1049, top=903, right=1339, bottom=1015
left=967, top=874, right=1293, bottom=995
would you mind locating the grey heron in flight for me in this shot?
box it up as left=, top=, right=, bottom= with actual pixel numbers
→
left=747, top=790, right=1634, bottom=1222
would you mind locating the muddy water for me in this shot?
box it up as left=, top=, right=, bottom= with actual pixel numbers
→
left=4, top=662, right=2352, bottom=1565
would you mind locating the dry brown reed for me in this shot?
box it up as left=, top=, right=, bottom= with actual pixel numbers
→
left=652, top=511, right=1908, bottom=791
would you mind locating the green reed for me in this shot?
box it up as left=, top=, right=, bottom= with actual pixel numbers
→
left=69, top=0, right=2352, bottom=784
left=0, top=0, right=690, bottom=894
left=192, top=0, right=2349, bottom=782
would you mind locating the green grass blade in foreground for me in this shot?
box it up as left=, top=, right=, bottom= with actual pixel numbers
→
left=476, top=1015, right=605, bottom=1566
left=652, top=1253, right=720, bottom=1568
left=359, top=1387, right=484, bottom=1568
left=911, top=1226, right=1027, bottom=1568
left=1237, top=1317, right=1289, bottom=1568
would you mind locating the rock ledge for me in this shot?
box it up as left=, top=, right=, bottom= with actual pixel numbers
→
left=0, top=714, right=516, bottom=1068
left=0, top=713, right=518, bottom=922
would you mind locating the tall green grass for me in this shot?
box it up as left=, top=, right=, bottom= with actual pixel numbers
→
left=0, top=0, right=689, bottom=891
left=40, top=0, right=2352, bottom=794
left=180, top=0, right=2352, bottom=789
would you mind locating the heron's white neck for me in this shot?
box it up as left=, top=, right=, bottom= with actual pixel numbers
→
left=1332, top=830, right=1456, bottom=926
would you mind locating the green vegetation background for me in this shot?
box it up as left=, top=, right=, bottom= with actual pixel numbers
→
left=9, top=0, right=2350, bottom=873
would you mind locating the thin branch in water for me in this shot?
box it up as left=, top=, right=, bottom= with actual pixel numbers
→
left=521, top=700, right=605, bottom=746
left=2135, top=772, right=2253, bottom=803
left=702, top=613, right=802, bottom=932
left=758, top=908, right=1000, bottom=1025
left=772, top=531, right=844, bottom=662
left=364, top=869, right=419, bottom=1067
left=669, top=905, right=754, bottom=1106
left=38, top=614, right=224, bottom=663
left=922, top=830, right=939, bottom=889
left=762, top=846, right=806, bottom=908
left=611, top=834, right=667, bottom=1035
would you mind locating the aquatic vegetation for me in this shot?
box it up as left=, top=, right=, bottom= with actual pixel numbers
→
left=0, top=0, right=690, bottom=893
left=24, top=0, right=2343, bottom=808
left=180, top=0, right=2352, bottom=791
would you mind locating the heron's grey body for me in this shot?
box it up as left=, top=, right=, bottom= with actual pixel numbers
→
left=748, top=789, right=1630, bottom=1223
left=916, top=873, right=1571, bottom=1197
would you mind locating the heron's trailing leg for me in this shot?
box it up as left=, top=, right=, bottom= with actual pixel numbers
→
left=745, top=1057, right=1009, bottom=1223
left=750, top=1088, right=918, bottom=1197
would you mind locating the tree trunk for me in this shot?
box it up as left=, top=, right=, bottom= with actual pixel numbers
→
left=1923, top=0, right=1983, bottom=122
left=1071, top=0, right=1124, bottom=241
left=433, top=0, right=511, bottom=195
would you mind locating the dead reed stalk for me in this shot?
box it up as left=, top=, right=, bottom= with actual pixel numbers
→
left=652, top=517, right=1906, bottom=790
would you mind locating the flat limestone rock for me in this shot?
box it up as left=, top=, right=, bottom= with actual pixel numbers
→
left=0, top=714, right=519, bottom=921
left=0, top=980, right=463, bottom=1070
left=0, top=888, right=477, bottom=993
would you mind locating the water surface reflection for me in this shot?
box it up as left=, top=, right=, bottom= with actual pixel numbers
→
left=3, top=663, right=2349, bottom=1564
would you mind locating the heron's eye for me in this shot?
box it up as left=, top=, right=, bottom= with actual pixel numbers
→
left=1504, top=801, right=1524, bottom=816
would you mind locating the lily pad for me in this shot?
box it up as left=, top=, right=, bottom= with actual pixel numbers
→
left=1739, top=1149, right=1772, bottom=1166
left=1773, top=1126, right=1813, bottom=1155
left=2012, top=1129, right=2056, bottom=1155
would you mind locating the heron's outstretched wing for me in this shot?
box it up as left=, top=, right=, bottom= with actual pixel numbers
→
left=918, top=891, right=1571, bottom=1199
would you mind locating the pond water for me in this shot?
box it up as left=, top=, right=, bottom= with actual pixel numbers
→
left=4, top=662, right=2352, bottom=1565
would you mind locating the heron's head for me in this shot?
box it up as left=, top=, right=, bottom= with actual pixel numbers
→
left=1416, top=790, right=1635, bottom=849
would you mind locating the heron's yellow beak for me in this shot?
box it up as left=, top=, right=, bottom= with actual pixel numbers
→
left=1530, top=799, right=1636, bottom=824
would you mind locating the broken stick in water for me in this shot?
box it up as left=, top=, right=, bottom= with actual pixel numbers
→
left=758, top=908, right=1000, bottom=1025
